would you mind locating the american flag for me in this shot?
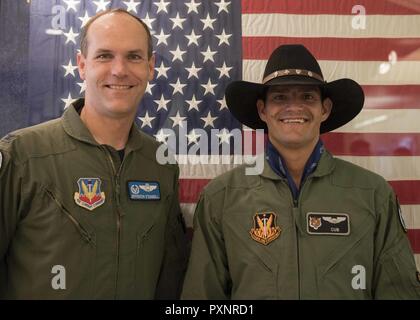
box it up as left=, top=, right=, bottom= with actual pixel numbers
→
left=6, top=0, right=420, bottom=268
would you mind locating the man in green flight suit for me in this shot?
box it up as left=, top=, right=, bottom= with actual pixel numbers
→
left=181, top=44, right=420, bottom=299
left=0, top=9, right=189, bottom=299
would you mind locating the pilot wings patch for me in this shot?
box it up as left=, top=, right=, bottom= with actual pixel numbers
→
left=128, top=181, right=161, bottom=200
left=307, top=212, right=350, bottom=235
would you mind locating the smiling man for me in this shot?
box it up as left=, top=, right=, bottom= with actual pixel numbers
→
left=0, top=9, right=189, bottom=299
left=181, top=44, right=420, bottom=299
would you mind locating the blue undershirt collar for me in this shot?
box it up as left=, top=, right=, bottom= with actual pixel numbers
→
left=266, top=139, right=325, bottom=201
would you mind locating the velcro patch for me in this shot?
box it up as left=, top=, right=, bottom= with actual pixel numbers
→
left=128, top=181, right=160, bottom=200
left=307, top=212, right=350, bottom=235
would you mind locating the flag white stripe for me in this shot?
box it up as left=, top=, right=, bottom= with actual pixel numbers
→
left=243, top=59, right=420, bottom=85
left=242, top=14, right=420, bottom=38
left=180, top=156, right=420, bottom=180
left=181, top=203, right=197, bottom=228
left=334, top=109, right=420, bottom=133
left=401, top=205, right=420, bottom=229
left=177, top=155, right=255, bottom=178
left=415, top=255, right=420, bottom=270
left=336, top=156, right=420, bottom=180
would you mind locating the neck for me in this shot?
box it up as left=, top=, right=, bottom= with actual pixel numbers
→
left=270, top=139, right=319, bottom=188
left=80, top=106, right=133, bottom=150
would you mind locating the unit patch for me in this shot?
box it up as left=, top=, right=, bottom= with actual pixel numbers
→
left=74, top=178, right=105, bottom=211
left=250, top=212, right=281, bottom=245
left=307, top=212, right=350, bottom=235
left=128, top=181, right=160, bottom=200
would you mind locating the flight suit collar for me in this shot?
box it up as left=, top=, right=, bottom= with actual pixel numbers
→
left=260, top=145, right=336, bottom=180
left=62, top=98, right=144, bottom=152
left=62, top=99, right=98, bottom=146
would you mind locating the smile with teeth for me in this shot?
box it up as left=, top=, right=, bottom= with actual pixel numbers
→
left=280, top=118, right=308, bottom=124
left=106, top=85, right=133, bottom=90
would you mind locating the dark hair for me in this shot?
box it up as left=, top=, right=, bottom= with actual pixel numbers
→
left=80, top=8, right=153, bottom=59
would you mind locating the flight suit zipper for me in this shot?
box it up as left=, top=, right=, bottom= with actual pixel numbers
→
left=287, top=181, right=301, bottom=299
left=294, top=176, right=313, bottom=299
left=278, top=178, right=301, bottom=299
left=44, top=188, right=92, bottom=243
left=102, top=146, right=124, bottom=299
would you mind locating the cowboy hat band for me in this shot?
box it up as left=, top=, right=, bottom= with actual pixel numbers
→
left=262, top=68, right=324, bottom=84
left=225, top=44, right=364, bottom=134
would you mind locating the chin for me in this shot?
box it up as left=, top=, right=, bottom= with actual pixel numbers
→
left=106, top=103, right=137, bottom=115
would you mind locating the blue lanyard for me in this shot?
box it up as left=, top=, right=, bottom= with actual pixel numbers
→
left=266, top=140, right=324, bottom=201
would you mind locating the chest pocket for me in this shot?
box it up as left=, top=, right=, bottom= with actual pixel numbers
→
left=9, top=187, right=96, bottom=299
left=133, top=192, right=172, bottom=298
left=313, top=214, right=375, bottom=299
left=222, top=211, right=280, bottom=299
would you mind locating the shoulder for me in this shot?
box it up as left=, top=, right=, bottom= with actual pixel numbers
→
left=202, top=164, right=260, bottom=197
left=0, top=118, right=73, bottom=165
left=331, top=156, right=392, bottom=194
left=134, top=128, right=179, bottom=175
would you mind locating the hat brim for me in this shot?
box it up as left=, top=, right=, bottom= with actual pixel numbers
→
left=225, top=77, right=364, bottom=134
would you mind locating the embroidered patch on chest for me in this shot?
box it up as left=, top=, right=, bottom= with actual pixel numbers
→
left=128, top=181, right=161, bottom=200
left=74, top=178, right=106, bottom=211
left=250, top=212, right=281, bottom=245
left=307, top=212, right=350, bottom=235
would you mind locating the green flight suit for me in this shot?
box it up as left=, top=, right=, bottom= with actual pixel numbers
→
left=182, top=151, right=420, bottom=299
left=0, top=99, right=189, bottom=299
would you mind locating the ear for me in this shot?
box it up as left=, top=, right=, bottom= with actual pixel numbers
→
left=321, top=98, right=332, bottom=122
left=148, top=54, right=155, bottom=81
left=256, top=99, right=267, bottom=123
left=77, top=52, right=86, bottom=81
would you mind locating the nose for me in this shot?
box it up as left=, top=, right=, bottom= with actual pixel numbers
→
left=284, top=96, right=304, bottom=110
left=111, top=57, right=128, bottom=78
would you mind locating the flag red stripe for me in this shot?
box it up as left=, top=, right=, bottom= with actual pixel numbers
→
left=389, top=181, right=420, bottom=205
left=407, top=229, right=420, bottom=253
left=363, top=85, right=420, bottom=109
left=179, top=179, right=210, bottom=203
left=242, top=37, right=420, bottom=61
left=241, top=0, right=420, bottom=15
left=179, top=179, right=420, bottom=205
left=323, top=133, right=420, bottom=156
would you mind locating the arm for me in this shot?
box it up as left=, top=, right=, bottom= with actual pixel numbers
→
left=0, top=144, right=21, bottom=297
left=373, top=186, right=420, bottom=299
left=154, top=165, right=190, bottom=299
left=181, top=190, right=231, bottom=300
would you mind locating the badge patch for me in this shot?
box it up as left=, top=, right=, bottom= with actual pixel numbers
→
left=307, top=212, right=350, bottom=235
left=250, top=212, right=281, bottom=245
left=128, top=181, right=160, bottom=200
left=309, top=216, right=322, bottom=230
left=74, top=178, right=105, bottom=211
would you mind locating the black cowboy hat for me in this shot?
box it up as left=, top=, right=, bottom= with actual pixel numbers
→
left=225, top=44, right=364, bottom=133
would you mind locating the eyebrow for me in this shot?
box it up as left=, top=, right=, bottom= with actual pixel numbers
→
left=93, top=48, right=146, bottom=55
